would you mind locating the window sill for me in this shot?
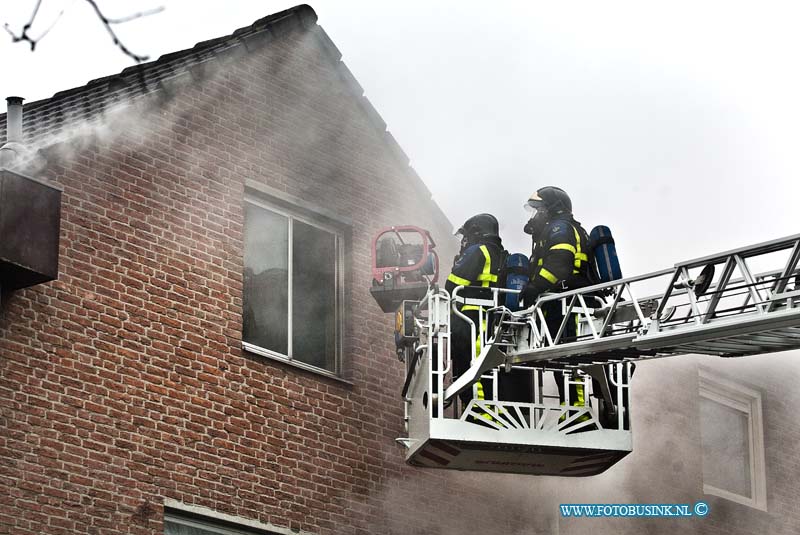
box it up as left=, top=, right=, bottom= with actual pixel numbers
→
left=703, top=484, right=768, bottom=512
left=242, top=342, right=353, bottom=386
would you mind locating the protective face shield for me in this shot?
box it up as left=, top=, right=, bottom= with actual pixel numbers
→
left=523, top=218, right=535, bottom=235
left=524, top=199, right=544, bottom=217
left=524, top=212, right=549, bottom=237
left=531, top=186, right=572, bottom=215
left=455, top=213, right=499, bottom=253
left=454, top=227, right=470, bottom=255
left=523, top=196, right=548, bottom=236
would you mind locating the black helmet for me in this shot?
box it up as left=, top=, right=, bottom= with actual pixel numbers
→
left=523, top=187, right=572, bottom=236
left=524, top=186, right=572, bottom=215
left=456, top=213, right=499, bottom=243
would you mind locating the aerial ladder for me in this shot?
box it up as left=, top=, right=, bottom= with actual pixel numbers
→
left=370, top=228, right=800, bottom=476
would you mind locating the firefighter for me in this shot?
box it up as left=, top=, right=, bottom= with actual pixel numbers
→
left=445, top=213, right=505, bottom=416
left=522, top=187, right=596, bottom=423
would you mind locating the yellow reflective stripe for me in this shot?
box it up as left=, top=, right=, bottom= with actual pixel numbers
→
left=474, top=323, right=483, bottom=358
left=475, top=380, right=485, bottom=401
left=447, top=273, right=471, bottom=286
left=474, top=320, right=488, bottom=410
left=474, top=245, right=496, bottom=287
left=539, top=268, right=558, bottom=284
left=550, top=243, right=576, bottom=254
left=573, top=225, right=584, bottom=269
left=549, top=227, right=588, bottom=269
left=461, top=305, right=482, bottom=311
left=576, top=383, right=585, bottom=404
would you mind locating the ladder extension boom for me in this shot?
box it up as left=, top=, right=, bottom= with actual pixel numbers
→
left=445, top=233, right=800, bottom=402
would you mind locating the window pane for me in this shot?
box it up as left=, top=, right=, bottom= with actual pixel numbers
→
left=292, top=219, right=337, bottom=371
left=165, top=521, right=220, bottom=535
left=243, top=203, right=289, bottom=355
left=165, top=518, right=280, bottom=535
left=700, top=397, right=751, bottom=497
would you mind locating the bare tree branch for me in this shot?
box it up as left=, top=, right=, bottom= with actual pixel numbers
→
left=104, top=6, right=164, bottom=25
left=4, top=0, right=163, bottom=63
left=4, top=0, right=44, bottom=50
left=83, top=0, right=162, bottom=62
left=30, top=1, right=71, bottom=44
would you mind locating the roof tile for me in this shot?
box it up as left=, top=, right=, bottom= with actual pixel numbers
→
left=0, top=4, right=317, bottom=145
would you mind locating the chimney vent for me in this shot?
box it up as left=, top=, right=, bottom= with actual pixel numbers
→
left=1, top=96, right=25, bottom=168
left=5, top=96, right=23, bottom=143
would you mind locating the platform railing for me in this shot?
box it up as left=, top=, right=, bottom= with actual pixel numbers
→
left=441, top=233, right=800, bottom=402
left=402, top=286, right=632, bottom=434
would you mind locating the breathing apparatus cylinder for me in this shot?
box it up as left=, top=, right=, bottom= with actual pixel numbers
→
left=504, top=253, right=530, bottom=311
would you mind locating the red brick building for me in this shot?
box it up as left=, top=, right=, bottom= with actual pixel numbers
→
left=0, top=5, right=500, bottom=534
left=2, top=5, right=799, bottom=535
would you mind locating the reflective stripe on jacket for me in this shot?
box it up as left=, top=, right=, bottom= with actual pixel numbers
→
left=528, top=218, right=592, bottom=296
left=445, top=243, right=503, bottom=291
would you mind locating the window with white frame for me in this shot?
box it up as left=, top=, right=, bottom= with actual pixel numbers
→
left=164, top=509, right=283, bottom=535
left=242, top=197, right=343, bottom=375
left=698, top=370, right=767, bottom=510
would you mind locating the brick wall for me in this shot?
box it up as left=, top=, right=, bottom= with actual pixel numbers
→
left=0, top=22, right=536, bottom=535
left=555, top=351, right=800, bottom=534
left=689, top=351, right=800, bottom=534
left=2, top=14, right=798, bottom=535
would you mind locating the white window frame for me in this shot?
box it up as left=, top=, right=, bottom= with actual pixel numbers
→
left=698, top=369, right=767, bottom=511
left=165, top=513, right=264, bottom=535
left=164, top=499, right=313, bottom=535
left=242, top=195, right=345, bottom=379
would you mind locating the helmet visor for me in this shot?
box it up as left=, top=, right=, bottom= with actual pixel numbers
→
left=524, top=199, right=543, bottom=215
left=454, top=228, right=469, bottom=251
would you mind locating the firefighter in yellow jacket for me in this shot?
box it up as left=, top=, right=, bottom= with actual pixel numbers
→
left=445, top=213, right=505, bottom=413
left=522, top=187, right=597, bottom=420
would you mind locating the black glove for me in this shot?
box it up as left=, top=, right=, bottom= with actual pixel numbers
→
left=522, top=284, right=541, bottom=308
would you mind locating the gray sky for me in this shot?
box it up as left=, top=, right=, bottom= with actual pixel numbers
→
left=2, top=0, right=798, bottom=278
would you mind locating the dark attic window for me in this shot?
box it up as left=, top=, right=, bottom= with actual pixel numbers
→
left=242, top=196, right=343, bottom=376
left=164, top=509, right=284, bottom=535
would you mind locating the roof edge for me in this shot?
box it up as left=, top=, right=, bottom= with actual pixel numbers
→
left=309, top=24, right=453, bottom=232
